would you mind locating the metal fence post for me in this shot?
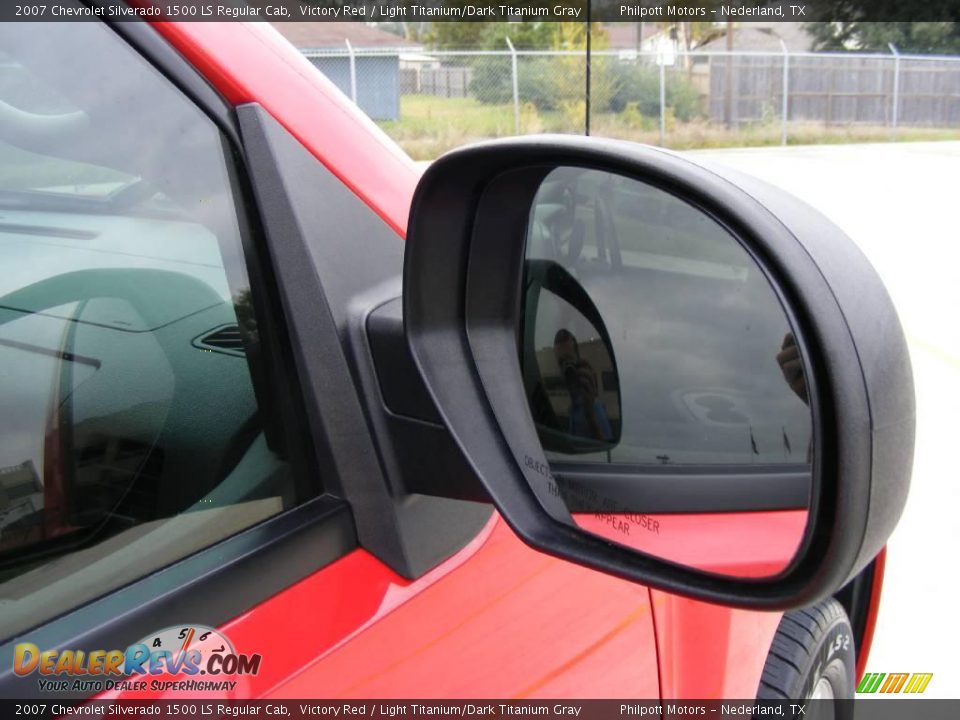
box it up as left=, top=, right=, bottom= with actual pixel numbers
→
left=659, top=59, right=666, bottom=147
left=345, top=39, right=358, bottom=104
left=889, top=43, right=900, bottom=141
left=779, top=40, right=789, bottom=146
left=505, top=38, right=520, bottom=135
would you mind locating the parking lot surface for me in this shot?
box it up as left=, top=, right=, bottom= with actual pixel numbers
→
left=693, top=142, right=960, bottom=698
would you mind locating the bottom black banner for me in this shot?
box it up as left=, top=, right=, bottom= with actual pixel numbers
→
left=2, top=700, right=957, bottom=720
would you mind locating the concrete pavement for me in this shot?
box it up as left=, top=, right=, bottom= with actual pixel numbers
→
left=692, top=142, right=960, bottom=698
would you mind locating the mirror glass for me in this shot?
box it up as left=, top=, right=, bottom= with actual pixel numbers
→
left=521, top=260, right=621, bottom=455
left=520, top=167, right=813, bottom=578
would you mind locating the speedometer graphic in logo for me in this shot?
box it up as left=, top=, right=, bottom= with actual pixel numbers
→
left=137, top=624, right=234, bottom=674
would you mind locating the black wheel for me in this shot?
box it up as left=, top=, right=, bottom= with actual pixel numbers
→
left=756, top=599, right=855, bottom=720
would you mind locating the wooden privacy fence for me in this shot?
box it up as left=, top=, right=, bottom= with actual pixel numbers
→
left=707, top=53, right=960, bottom=128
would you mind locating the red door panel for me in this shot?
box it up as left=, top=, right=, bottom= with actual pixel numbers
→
left=100, top=516, right=658, bottom=699
left=652, top=591, right=782, bottom=699
left=262, top=517, right=659, bottom=698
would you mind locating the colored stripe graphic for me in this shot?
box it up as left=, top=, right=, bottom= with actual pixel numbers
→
left=904, top=673, right=933, bottom=694
left=857, top=672, right=933, bottom=694
left=880, top=673, right=909, bottom=693
left=857, top=673, right=885, bottom=693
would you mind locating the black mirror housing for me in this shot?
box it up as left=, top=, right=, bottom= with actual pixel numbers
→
left=403, top=136, right=914, bottom=610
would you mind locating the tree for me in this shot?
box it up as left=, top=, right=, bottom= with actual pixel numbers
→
left=398, top=23, right=430, bottom=44
left=467, top=22, right=613, bottom=116
left=547, top=22, right=614, bottom=121
left=548, top=21, right=608, bottom=51
left=424, top=21, right=556, bottom=51
left=422, top=21, right=493, bottom=50
left=681, top=21, right=723, bottom=51
left=478, top=22, right=554, bottom=50
left=803, top=1, right=960, bottom=53
left=806, top=21, right=960, bottom=53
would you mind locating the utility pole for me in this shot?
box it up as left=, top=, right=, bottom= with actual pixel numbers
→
left=724, top=21, right=734, bottom=129
left=585, top=2, right=592, bottom=136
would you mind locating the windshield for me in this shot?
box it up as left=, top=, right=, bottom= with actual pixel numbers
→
left=0, top=40, right=176, bottom=209
left=0, top=48, right=139, bottom=199
left=0, top=141, right=138, bottom=199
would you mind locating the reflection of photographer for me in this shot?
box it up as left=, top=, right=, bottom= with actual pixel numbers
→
left=553, top=329, right=614, bottom=442
left=777, top=332, right=808, bottom=404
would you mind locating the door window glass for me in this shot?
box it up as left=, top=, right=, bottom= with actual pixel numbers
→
left=0, top=20, right=307, bottom=638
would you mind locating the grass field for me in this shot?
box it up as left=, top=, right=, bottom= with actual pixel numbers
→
left=378, top=95, right=960, bottom=160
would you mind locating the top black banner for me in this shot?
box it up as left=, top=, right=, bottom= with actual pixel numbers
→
left=3, top=0, right=960, bottom=23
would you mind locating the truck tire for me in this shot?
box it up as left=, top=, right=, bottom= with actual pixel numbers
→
left=756, top=599, right=855, bottom=718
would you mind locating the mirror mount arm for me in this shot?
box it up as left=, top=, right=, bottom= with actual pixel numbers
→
left=364, top=297, right=490, bottom=503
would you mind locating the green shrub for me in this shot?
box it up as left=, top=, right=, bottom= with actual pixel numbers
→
left=609, top=64, right=704, bottom=122
left=665, top=73, right=704, bottom=122
left=470, top=57, right=703, bottom=121
left=467, top=56, right=513, bottom=105
left=470, top=57, right=568, bottom=111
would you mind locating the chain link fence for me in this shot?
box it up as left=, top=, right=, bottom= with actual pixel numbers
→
left=302, top=46, right=960, bottom=159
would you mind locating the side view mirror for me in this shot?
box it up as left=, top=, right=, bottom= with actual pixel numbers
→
left=403, top=136, right=914, bottom=609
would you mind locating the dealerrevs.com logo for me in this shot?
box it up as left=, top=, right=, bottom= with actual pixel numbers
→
left=13, top=624, right=261, bottom=694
